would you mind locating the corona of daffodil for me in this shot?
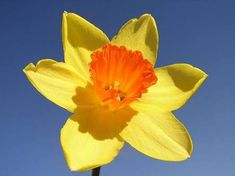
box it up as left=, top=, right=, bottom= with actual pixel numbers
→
left=23, top=12, right=207, bottom=171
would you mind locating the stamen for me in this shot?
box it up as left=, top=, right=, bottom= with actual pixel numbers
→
left=90, top=44, right=157, bottom=110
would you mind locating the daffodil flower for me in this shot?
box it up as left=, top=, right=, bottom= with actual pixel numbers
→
left=23, top=12, right=207, bottom=172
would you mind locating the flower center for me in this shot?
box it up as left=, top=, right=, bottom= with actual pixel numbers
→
left=90, top=44, right=157, bottom=110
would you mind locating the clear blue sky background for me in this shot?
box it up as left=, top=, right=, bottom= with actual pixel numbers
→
left=0, top=0, right=234, bottom=176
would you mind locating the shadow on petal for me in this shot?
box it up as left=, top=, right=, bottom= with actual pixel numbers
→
left=71, top=84, right=137, bottom=140
left=167, top=66, right=204, bottom=92
left=72, top=84, right=100, bottom=109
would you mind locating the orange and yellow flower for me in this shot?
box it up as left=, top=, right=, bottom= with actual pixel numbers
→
left=23, top=12, right=207, bottom=171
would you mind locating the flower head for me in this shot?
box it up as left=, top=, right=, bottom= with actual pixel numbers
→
left=23, top=12, right=207, bottom=171
left=90, top=44, right=157, bottom=110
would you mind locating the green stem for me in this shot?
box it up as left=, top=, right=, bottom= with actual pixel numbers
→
left=91, top=167, right=101, bottom=176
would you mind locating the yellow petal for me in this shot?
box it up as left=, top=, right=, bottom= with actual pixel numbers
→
left=62, top=12, right=110, bottom=81
left=138, top=64, right=207, bottom=112
left=60, top=110, right=125, bottom=171
left=111, top=14, right=159, bottom=64
left=120, top=105, right=193, bottom=161
left=23, top=59, right=87, bottom=112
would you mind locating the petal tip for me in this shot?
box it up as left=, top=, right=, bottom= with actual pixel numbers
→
left=23, top=59, right=57, bottom=74
left=23, top=63, right=36, bottom=73
left=140, top=13, right=153, bottom=19
left=173, top=63, right=208, bottom=82
left=63, top=11, right=68, bottom=16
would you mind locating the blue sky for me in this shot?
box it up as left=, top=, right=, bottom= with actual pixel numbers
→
left=1, top=0, right=235, bottom=176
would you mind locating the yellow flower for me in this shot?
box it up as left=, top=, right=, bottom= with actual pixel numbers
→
left=23, top=12, right=207, bottom=171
